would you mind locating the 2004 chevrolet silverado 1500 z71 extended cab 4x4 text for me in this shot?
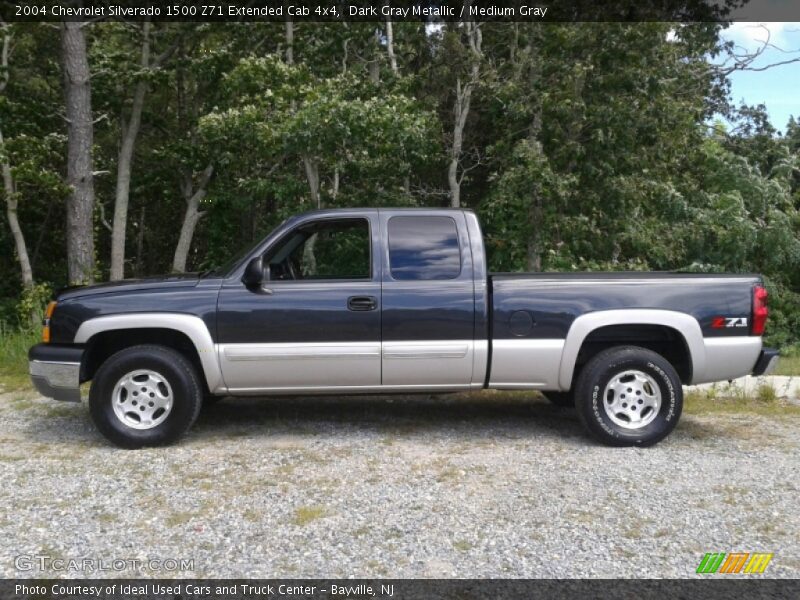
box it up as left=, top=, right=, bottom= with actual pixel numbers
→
left=29, top=208, right=779, bottom=448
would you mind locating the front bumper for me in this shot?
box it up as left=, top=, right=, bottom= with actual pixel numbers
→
left=752, top=347, right=779, bottom=377
left=28, top=343, right=84, bottom=402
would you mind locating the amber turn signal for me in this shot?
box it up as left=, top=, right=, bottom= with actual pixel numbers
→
left=42, top=300, right=57, bottom=343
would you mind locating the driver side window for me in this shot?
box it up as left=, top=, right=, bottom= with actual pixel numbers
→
left=265, top=218, right=371, bottom=281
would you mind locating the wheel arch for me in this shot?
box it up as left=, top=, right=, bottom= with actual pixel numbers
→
left=558, top=309, right=705, bottom=390
left=75, top=314, right=223, bottom=392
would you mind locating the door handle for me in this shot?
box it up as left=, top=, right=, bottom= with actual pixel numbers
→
left=348, top=296, right=377, bottom=311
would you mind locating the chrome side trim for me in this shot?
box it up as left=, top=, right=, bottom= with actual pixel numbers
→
left=559, top=309, right=706, bottom=389
left=382, top=343, right=469, bottom=359
left=74, top=313, right=224, bottom=393
left=698, top=337, right=762, bottom=384
left=381, top=340, right=474, bottom=386
left=29, top=360, right=81, bottom=402
left=224, top=343, right=380, bottom=361
left=488, top=339, right=565, bottom=389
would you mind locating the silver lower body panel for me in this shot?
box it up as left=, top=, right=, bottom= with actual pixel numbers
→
left=693, top=336, right=763, bottom=384
left=488, top=339, right=565, bottom=389
left=219, top=342, right=381, bottom=391
left=217, top=339, right=485, bottom=393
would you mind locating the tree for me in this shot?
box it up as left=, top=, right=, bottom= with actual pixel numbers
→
left=445, top=17, right=483, bottom=208
left=172, top=164, right=214, bottom=272
left=0, top=21, right=33, bottom=293
left=107, top=20, right=151, bottom=281
left=200, top=56, right=437, bottom=218
left=60, top=21, right=95, bottom=285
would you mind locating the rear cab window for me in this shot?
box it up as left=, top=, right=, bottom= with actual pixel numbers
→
left=387, top=216, right=461, bottom=280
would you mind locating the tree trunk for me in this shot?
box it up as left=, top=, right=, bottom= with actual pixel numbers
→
left=285, top=20, right=294, bottom=65
left=385, top=5, right=398, bottom=75
left=368, top=28, right=381, bottom=83
left=524, top=37, right=545, bottom=273
left=526, top=187, right=543, bottom=272
left=448, top=19, right=481, bottom=208
left=302, top=156, right=321, bottom=209
left=448, top=77, right=468, bottom=208
left=135, top=205, right=145, bottom=277
left=1, top=130, right=34, bottom=291
left=61, top=21, right=95, bottom=285
left=0, top=26, right=34, bottom=294
left=172, top=165, right=214, bottom=273
left=449, top=72, right=477, bottom=208
left=110, top=20, right=151, bottom=281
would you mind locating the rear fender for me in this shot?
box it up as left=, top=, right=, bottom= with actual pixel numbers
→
left=559, top=309, right=705, bottom=390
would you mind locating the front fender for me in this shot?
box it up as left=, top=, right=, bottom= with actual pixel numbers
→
left=74, top=313, right=224, bottom=392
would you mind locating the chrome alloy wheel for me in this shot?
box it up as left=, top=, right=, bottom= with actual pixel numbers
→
left=111, top=369, right=173, bottom=430
left=602, top=369, right=661, bottom=429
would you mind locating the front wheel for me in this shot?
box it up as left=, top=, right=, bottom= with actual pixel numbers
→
left=574, top=346, right=683, bottom=447
left=89, top=344, right=203, bottom=449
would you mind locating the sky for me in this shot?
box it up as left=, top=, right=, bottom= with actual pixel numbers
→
left=718, top=22, right=800, bottom=133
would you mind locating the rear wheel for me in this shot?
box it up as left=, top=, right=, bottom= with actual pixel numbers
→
left=574, top=345, right=682, bottom=447
left=89, top=344, right=202, bottom=449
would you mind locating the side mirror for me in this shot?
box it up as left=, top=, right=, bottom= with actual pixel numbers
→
left=242, top=256, right=265, bottom=288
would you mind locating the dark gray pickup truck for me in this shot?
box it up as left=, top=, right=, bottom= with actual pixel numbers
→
left=29, top=208, right=778, bottom=448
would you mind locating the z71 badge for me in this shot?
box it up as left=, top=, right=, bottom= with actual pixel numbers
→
left=711, top=316, right=749, bottom=328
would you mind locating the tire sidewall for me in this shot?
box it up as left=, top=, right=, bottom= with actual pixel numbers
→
left=580, top=350, right=682, bottom=446
left=90, top=347, right=200, bottom=448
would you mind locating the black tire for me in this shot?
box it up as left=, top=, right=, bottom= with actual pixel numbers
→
left=89, top=344, right=203, bottom=449
left=543, top=391, right=575, bottom=407
left=574, top=345, right=682, bottom=447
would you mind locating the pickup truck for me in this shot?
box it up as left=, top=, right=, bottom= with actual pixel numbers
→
left=29, top=208, right=779, bottom=448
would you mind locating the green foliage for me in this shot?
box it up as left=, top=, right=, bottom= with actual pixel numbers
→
left=200, top=56, right=439, bottom=211
left=1, top=21, right=799, bottom=350
left=0, top=322, right=39, bottom=391
left=16, top=282, right=52, bottom=327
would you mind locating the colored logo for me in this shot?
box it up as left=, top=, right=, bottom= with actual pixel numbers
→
left=696, top=552, right=773, bottom=574
left=711, top=316, right=749, bottom=329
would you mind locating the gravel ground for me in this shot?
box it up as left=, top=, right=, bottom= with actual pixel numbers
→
left=0, top=389, right=798, bottom=579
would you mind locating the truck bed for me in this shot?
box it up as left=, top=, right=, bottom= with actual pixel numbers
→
left=486, top=271, right=762, bottom=389
left=489, top=271, right=760, bottom=340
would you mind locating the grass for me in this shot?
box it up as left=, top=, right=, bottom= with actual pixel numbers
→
left=293, top=505, right=327, bottom=526
left=165, top=512, right=193, bottom=527
left=0, top=323, right=38, bottom=392
left=684, top=386, right=800, bottom=417
left=774, top=348, right=800, bottom=376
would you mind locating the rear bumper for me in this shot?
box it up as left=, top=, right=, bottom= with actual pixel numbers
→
left=28, top=344, right=84, bottom=402
left=752, top=348, right=779, bottom=377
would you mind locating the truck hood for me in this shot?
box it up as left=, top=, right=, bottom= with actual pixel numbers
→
left=57, top=274, right=201, bottom=301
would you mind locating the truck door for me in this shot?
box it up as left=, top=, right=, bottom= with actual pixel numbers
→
left=379, top=211, right=477, bottom=388
left=216, top=213, right=382, bottom=392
